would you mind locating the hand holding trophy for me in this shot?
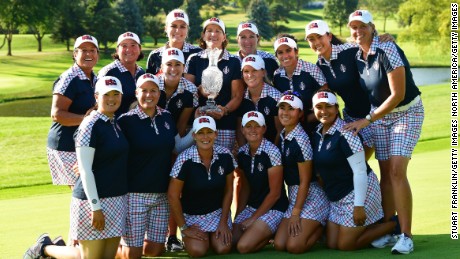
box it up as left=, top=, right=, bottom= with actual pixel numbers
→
left=200, top=48, right=223, bottom=113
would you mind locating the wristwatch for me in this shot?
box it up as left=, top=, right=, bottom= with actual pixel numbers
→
left=365, top=113, right=373, bottom=123
left=179, top=224, right=188, bottom=232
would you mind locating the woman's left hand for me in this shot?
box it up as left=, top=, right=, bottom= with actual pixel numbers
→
left=91, top=209, right=105, bottom=231
left=241, top=217, right=255, bottom=231
left=343, top=119, right=370, bottom=136
left=288, top=215, right=302, bottom=237
left=206, top=105, right=226, bottom=120
left=215, top=221, right=232, bottom=246
left=353, top=206, right=367, bottom=226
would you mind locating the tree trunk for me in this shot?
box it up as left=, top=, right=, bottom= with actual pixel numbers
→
left=38, top=35, right=42, bottom=52
left=7, top=32, right=12, bottom=56
left=383, top=17, right=387, bottom=33
left=66, top=39, right=70, bottom=51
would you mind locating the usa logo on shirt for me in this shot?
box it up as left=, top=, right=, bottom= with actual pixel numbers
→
left=373, top=61, right=379, bottom=70
left=340, top=64, right=346, bottom=73
left=257, top=163, right=264, bottom=172
left=286, top=148, right=290, bottom=157
left=264, top=106, right=270, bottom=115
left=176, top=99, right=183, bottom=108
left=165, top=122, right=170, bottom=130
left=299, top=82, right=305, bottom=90
left=223, top=66, right=229, bottom=75
left=326, top=141, right=331, bottom=150
left=218, top=166, right=224, bottom=175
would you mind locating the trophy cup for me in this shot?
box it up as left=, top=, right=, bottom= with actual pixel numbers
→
left=200, top=48, right=223, bottom=113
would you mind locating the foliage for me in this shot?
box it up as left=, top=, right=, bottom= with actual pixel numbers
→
left=323, top=0, right=358, bottom=36
left=360, top=0, right=404, bottom=32
left=248, top=0, right=273, bottom=40
left=116, top=0, right=144, bottom=38
left=269, top=2, right=291, bottom=35
left=397, top=0, right=450, bottom=49
left=50, top=1, right=86, bottom=51
left=185, top=0, right=204, bottom=43
left=0, top=0, right=28, bottom=55
left=144, top=15, right=165, bottom=46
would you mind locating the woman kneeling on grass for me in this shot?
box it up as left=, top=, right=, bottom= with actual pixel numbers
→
left=168, top=116, right=235, bottom=257
left=311, top=90, right=395, bottom=251
left=24, top=76, right=129, bottom=259
left=232, top=111, right=288, bottom=253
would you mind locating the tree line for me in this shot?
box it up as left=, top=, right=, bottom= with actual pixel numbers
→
left=0, top=0, right=451, bottom=56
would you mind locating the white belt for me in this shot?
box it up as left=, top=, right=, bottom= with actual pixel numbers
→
left=390, top=95, right=421, bottom=113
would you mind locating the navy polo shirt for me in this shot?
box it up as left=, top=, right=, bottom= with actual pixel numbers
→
left=237, top=139, right=289, bottom=212
left=312, top=118, right=371, bottom=202
left=170, top=145, right=237, bottom=215
left=157, top=76, right=198, bottom=123
left=356, top=37, right=421, bottom=108
left=317, top=44, right=371, bottom=118
left=146, top=42, right=202, bottom=75
left=279, top=123, right=315, bottom=186
left=237, top=50, right=279, bottom=83
left=118, top=106, right=177, bottom=193
left=236, top=83, right=281, bottom=143
left=73, top=110, right=129, bottom=200
left=185, top=49, right=242, bottom=130
left=98, top=59, right=145, bottom=116
left=47, top=64, right=97, bottom=152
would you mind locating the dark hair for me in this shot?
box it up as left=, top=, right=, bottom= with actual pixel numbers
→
left=328, top=33, right=344, bottom=45
left=112, top=49, right=145, bottom=61
left=282, top=90, right=303, bottom=100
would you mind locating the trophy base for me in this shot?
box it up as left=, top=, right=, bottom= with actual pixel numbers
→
left=200, top=99, right=222, bottom=114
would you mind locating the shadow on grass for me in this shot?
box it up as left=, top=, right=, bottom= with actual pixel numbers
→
left=148, top=234, right=459, bottom=258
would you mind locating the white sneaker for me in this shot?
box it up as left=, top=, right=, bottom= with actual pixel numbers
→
left=391, top=233, right=414, bottom=254
left=371, top=234, right=397, bottom=248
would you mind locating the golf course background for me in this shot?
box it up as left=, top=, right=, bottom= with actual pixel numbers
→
left=0, top=7, right=456, bottom=258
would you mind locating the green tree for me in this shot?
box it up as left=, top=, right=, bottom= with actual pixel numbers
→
left=397, top=0, right=450, bottom=46
left=269, top=2, right=290, bottom=35
left=144, top=15, right=164, bottom=46
left=361, top=0, right=403, bottom=32
left=116, top=0, right=144, bottom=37
left=51, top=1, right=86, bottom=51
left=185, top=0, right=203, bottom=43
left=324, top=0, right=358, bottom=36
left=248, top=0, right=273, bottom=40
left=0, top=0, right=28, bottom=56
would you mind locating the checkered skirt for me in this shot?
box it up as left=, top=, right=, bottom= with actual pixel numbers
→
left=47, top=147, right=79, bottom=185
left=183, top=208, right=232, bottom=232
left=70, top=195, right=127, bottom=240
left=342, top=109, right=374, bottom=148
left=215, top=129, right=236, bottom=151
left=284, top=182, right=330, bottom=226
left=329, top=171, right=383, bottom=227
left=372, top=99, right=424, bottom=160
left=121, top=193, right=169, bottom=247
left=234, top=206, right=284, bottom=233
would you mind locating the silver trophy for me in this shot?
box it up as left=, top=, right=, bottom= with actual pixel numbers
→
left=200, top=48, right=223, bottom=113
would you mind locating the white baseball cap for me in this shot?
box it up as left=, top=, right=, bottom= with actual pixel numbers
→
left=193, top=116, right=217, bottom=133
left=203, top=17, right=226, bottom=33
left=136, top=73, right=160, bottom=88
left=117, top=32, right=141, bottom=46
left=241, top=54, right=265, bottom=71
left=166, top=9, right=189, bottom=26
left=277, top=94, right=303, bottom=110
left=162, top=47, right=185, bottom=64
left=74, top=35, right=99, bottom=50
left=274, top=37, right=297, bottom=52
left=242, top=111, right=265, bottom=127
left=348, top=10, right=373, bottom=25
left=305, top=20, right=330, bottom=38
left=312, top=91, right=338, bottom=106
left=237, top=22, right=259, bottom=36
left=95, top=76, right=123, bottom=95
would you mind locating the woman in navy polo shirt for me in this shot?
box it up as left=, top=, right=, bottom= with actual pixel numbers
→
left=236, top=54, right=283, bottom=146
left=47, top=35, right=98, bottom=188
left=185, top=17, right=244, bottom=150
left=24, top=76, right=129, bottom=259
left=117, top=73, right=193, bottom=258
left=98, top=32, right=145, bottom=116
left=158, top=48, right=198, bottom=137
left=168, top=116, right=236, bottom=257
left=232, top=111, right=288, bottom=254
left=273, top=91, right=329, bottom=254
left=312, top=90, right=395, bottom=251
left=344, top=10, right=424, bottom=254
left=235, top=22, right=279, bottom=83
left=272, top=34, right=327, bottom=135
left=146, top=9, right=201, bottom=76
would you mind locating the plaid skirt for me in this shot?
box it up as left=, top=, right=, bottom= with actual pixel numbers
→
left=47, top=147, right=79, bottom=185
left=343, top=109, right=374, bottom=148
left=234, top=206, right=284, bottom=233
left=184, top=208, right=232, bottom=232
left=329, top=172, right=383, bottom=227
left=70, top=195, right=127, bottom=240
